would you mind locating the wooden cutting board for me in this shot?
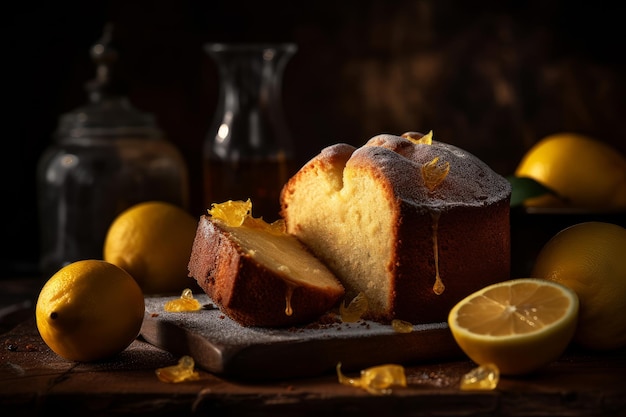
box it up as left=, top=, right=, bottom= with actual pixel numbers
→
left=140, top=294, right=463, bottom=381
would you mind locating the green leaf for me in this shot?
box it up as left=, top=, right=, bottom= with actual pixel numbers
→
left=506, top=176, right=556, bottom=207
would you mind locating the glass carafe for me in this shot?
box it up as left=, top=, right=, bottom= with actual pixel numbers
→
left=36, top=25, right=189, bottom=277
left=203, top=43, right=297, bottom=222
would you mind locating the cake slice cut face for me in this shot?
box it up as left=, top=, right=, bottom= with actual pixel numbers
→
left=280, top=132, right=512, bottom=324
left=188, top=201, right=345, bottom=327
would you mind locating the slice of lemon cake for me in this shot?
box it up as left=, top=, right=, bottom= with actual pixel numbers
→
left=188, top=200, right=344, bottom=327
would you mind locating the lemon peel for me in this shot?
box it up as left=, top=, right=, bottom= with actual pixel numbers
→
left=35, top=260, right=145, bottom=362
left=515, top=133, right=626, bottom=210
left=532, top=221, right=626, bottom=350
left=104, top=201, right=198, bottom=294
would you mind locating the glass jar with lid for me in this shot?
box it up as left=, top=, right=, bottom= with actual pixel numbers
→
left=36, top=24, right=189, bottom=277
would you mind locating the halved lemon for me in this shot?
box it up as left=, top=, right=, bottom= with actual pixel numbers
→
left=448, top=278, right=579, bottom=375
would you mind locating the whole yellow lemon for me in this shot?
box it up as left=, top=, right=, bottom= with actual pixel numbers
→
left=104, top=201, right=198, bottom=294
left=36, top=260, right=145, bottom=362
left=532, top=221, right=626, bottom=350
left=515, top=133, right=626, bottom=211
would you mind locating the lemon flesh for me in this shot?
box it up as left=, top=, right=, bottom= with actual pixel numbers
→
left=448, top=278, right=579, bottom=375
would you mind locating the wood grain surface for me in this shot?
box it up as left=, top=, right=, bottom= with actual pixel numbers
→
left=1, top=316, right=625, bottom=416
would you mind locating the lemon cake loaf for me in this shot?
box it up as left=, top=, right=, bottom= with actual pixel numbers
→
left=187, top=202, right=345, bottom=327
left=280, top=132, right=511, bottom=324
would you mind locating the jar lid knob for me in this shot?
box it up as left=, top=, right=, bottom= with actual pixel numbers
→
left=56, top=23, right=161, bottom=138
left=85, top=22, right=127, bottom=102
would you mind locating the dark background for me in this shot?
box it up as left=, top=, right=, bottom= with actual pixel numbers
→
left=3, top=0, right=625, bottom=278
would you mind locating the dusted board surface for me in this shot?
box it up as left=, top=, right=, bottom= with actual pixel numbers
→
left=141, top=294, right=462, bottom=380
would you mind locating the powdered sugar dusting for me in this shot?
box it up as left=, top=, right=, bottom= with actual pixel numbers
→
left=142, top=294, right=458, bottom=379
left=354, top=134, right=511, bottom=208
left=144, top=294, right=448, bottom=346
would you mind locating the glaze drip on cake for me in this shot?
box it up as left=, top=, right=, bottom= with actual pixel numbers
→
left=430, top=211, right=445, bottom=295
left=404, top=132, right=449, bottom=296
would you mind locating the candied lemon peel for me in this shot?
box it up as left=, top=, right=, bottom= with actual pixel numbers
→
left=164, top=288, right=202, bottom=312
left=403, top=130, right=433, bottom=145
left=391, top=319, right=413, bottom=333
left=156, top=355, right=200, bottom=383
left=400, top=130, right=451, bottom=191
left=422, top=157, right=450, bottom=191
left=208, top=199, right=251, bottom=226
left=209, top=199, right=285, bottom=234
left=337, top=362, right=407, bottom=395
left=460, top=364, right=500, bottom=391
left=340, top=292, right=368, bottom=323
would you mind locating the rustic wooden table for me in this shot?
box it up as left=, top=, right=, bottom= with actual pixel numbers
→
left=1, top=278, right=625, bottom=417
